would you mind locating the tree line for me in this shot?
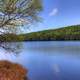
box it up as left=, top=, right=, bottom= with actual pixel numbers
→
left=23, top=25, right=80, bottom=41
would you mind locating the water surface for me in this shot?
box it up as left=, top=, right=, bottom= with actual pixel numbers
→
left=0, top=41, right=80, bottom=80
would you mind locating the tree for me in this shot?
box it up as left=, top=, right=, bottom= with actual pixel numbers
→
left=0, top=0, right=42, bottom=53
left=0, top=1, right=42, bottom=79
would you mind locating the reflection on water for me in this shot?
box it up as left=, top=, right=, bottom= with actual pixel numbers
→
left=0, top=41, right=80, bottom=80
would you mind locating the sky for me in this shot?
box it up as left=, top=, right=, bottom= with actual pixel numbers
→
left=26, top=0, right=80, bottom=32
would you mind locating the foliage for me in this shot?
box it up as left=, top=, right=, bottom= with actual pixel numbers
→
left=0, top=60, right=27, bottom=80
left=0, top=0, right=42, bottom=32
left=22, top=25, right=80, bottom=41
left=0, top=0, right=42, bottom=52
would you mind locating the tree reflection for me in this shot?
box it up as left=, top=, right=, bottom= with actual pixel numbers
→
left=0, top=42, right=23, bottom=54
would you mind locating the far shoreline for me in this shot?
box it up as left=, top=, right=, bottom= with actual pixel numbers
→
left=2, top=40, right=80, bottom=42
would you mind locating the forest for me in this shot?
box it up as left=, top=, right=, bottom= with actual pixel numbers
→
left=1, top=25, right=80, bottom=41
left=21, top=25, right=80, bottom=41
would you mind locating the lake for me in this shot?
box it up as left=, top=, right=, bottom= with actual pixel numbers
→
left=0, top=41, right=80, bottom=80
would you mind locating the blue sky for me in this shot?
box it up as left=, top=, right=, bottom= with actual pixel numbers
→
left=27, top=0, right=80, bottom=32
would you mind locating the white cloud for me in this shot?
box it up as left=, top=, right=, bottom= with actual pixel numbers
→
left=49, top=8, right=58, bottom=16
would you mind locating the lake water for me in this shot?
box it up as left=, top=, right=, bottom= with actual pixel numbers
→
left=0, top=41, right=80, bottom=80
